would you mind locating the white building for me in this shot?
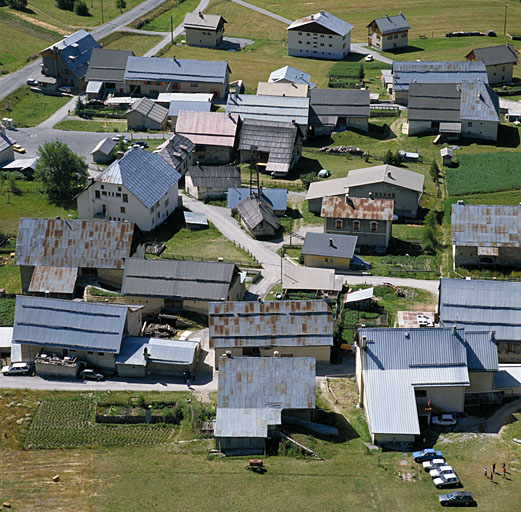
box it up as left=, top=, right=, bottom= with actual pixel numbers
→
left=287, top=11, right=353, bottom=60
left=77, top=147, right=180, bottom=232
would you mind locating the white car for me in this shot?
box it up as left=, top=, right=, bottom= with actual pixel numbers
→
left=422, top=458, right=446, bottom=472
left=432, top=414, right=457, bottom=426
left=433, top=474, right=461, bottom=489
left=2, top=362, right=30, bottom=375
left=364, top=54, right=374, bottom=62
left=430, top=465, right=456, bottom=478
left=58, top=86, right=72, bottom=94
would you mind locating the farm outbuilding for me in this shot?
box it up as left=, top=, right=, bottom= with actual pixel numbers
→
left=440, top=147, right=453, bottom=166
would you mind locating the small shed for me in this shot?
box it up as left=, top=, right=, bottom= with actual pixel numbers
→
left=183, top=211, right=208, bottom=230
left=440, top=147, right=453, bottom=166
left=126, top=97, right=168, bottom=131
left=237, top=195, right=280, bottom=238
left=91, top=137, right=117, bottom=164
left=343, top=287, right=375, bottom=310
left=0, top=327, right=12, bottom=358
left=506, top=110, right=521, bottom=123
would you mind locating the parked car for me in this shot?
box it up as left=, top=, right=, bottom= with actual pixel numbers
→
left=2, top=362, right=31, bottom=376
left=413, top=448, right=443, bottom=463
left=430, top=465, right=456, bottom=478
left=13, top=144, right=25, bottom=153
left=86, top=99, right=104, bottom=106
left=433, top=474, right=461, bottom=489
left=432, top=414, right=457, bottom=426
left=438, top=491, right=476, bottom=507
left=26, top=79, right=39, bottom=87
left=132, top=140, right=148, bottom=148
left=364, top=54, right=374, bottom=62
left=79, top=369, right=104, bottom=381
left=423, top=458, right=446, bottom=472
left=318, top=169, right=330, bottom=178
left=58, top=86, right=72, bottom=94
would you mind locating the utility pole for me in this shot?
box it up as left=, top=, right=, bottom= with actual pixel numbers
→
left=171, top=15, right=174, bottom=45
left=504, top=3, right=509, bottom=35
left=100, top=0, right=104, bottom=24
left=280, top=247, right=284, bottom=287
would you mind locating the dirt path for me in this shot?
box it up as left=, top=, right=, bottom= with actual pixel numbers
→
left=485, top=398, right=521, bottom=434
left=8, top=10, right=64, bottom=33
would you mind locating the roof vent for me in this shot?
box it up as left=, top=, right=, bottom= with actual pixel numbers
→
left=319, top=10, right=325, bottom=15
left=452, top=325, right=457, bottom=334
left=225, top=350, right=233, bottom=358
left=405, top=332, right=409, bottom=338
left=489, top=329, right=495, bottom=340
left=360, top=335, right=367, bottom=349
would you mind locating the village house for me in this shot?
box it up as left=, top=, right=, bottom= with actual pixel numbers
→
left=282, top=265, right=343, bottom=299
left=209, top=300, right=334, bottom=367
left=309, top=88, right=370, bottom=135
left=15, top=218, right=142, bottom=295
left=185, top=164, right=241, bottom=200
left=236, top=195, right=280, bottom=238
left=90, top=137, right=117, bottom=164
left=85, top=48, right=133, bottom=97
left=466, top=44, right=518, bottom=85
left=451, top=202, right=521, bottom=269
left=406, top=82, right=500, bottom=141
left=183, top=12, right=226, bottom=48
left=287, top=11, right=353, bottom=60
left=175, top=111, right=239, bottom=165
left=256, top=81, right=309, bottom=98
left=345, top=164, right=424, bottom=218
left=0, top=126, right=15, bottom=165
left=366, top=13, right=410, bottom=51
left=356, top=327, right=498, bottom=446
left=305, top=176, right=348, bottom=214
left=268, top=65, right=316, bottom=88
left=121, top=258, right=246, bottom=316
left=215, top=356, right=316, bottom=455
left=77, top=147, right=180, bottom=232
left=124, top=56, right=230, bottom=99
left=439, top=278, right=521, bottom=364
left=153, top=133, right=194, bottom=179
left=126, top=97, right=168, bottom=131
left=391, top=60, right=488, bottom=105
left=301, top=232, right=357, bottom=271
left=227, top=187, right=287, bottom=216
left=40, top=30, right=100, bottom=90
left=321, top=195, right=394, bottom=250
left=238, top=118, right=303, bottom=176
left=168, top=99, right=212, bottom=129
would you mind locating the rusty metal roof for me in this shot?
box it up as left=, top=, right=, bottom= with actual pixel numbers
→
left=395, top=311, right=435, bottom=328
left=215, top=356, right=316, bottom=438
left=208, top=300, right=333, bottom=349
left=321, top=195, right=394, bottom=221
left=451, top=203, right=521, bottom=248
left=175, top=111, right=239, bottom=147
left=15, top=218, right=136, bottom=269
left=28, top=266, right=78, bottom=295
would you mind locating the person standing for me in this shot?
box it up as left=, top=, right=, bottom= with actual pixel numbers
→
left=503, top=465, right=506, bottom=478
left=491, top=471, right=494, bottom=482
left=493, top=463, right=496, bottom=474
left=484, top=466, right=488, bottom=478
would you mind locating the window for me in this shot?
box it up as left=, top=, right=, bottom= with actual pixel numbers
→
left=98, top=352, right=104, bottom=356
left=325, top=257, right=329, bottom=262
left=116, top=193, right=121, bottom=197
left=468, top=121, right=473, bottom=127
left=165, top=198, right=169, bottom=207
left=298, top=40, right=302, bottom=44
left=414, top=389, right=427, bottom=398
left=122, top=194, right=128, bottom=202
left=335, top=219, right=343, bottom=229
left=298, top=31, right=302, bottom=35
left=100, top=185, right=104, bottom=189
left=87, top=351, right=94, bottom=355
left=101, top=191, right=107, bottom=196
left=329, top=44, right=332, bottom=47
left=402, top=32, right=407, bottom=37
left=320, top=34, right=324, bottom=38
left=118, top=187, right=121, bottom=192
left=320, top=43, right=324, bottom=46
left=95, top=190, right=100, bottom=199
left=394, top=34, right=398, bottom=39
left=157, top=212, right=160, bottom=219
left=353, top=220, right=360, bottom=231
left=120, top=206, right=126, bottom=213
left=370, top=221, right=378, bottom=231
left=190, top=82, right=198, bottom=87
left=507, top=343, right=516, bottom=353
left=502, top=66, right=506, bottom=71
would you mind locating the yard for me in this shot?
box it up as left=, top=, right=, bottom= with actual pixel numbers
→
left=98, top=31, right=163, bottom=56
left=138, top=0, right=201, bottom=32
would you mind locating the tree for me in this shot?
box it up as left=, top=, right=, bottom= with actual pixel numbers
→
left=75, top=96, right=84, bottom=117
left=358, top=64, right=365, bottom=82
left=56, top=0, right=75, bottom=11
left=7, top=173, right=21, bottom=195
left=35, top=141, right=88, bottom=200
left=429, top=161, right=440, bottom=183
left=422, top=210, right=439, bottom=254
left=74, top=0, right=89, bottom=15
left=115, top=0, right=126, bottom=12
left=300, top=171, right=319, bottom=190
left=7, top=0, right=27, bottom=10
left=393, top=150, right=404, bottom=166
left=383, top=149, right=393, bottom=165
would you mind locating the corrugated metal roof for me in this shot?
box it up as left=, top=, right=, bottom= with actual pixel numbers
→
left=369, top=13, right=410, bottom=34
left=321, top=195, right=394, bottom=221
left=168, top=100, right=212, bottom=117
left=28, top=266, right=78, bottom=295
left=227, top=187, right=287, bottom=211
left=282, top=266, right=343, bottom=292
left=451, top=203, right=521, bottom=248
left=226, top=94, right=310, bottom=126
left=122, top=258, right=238, bottom=300
left=215, top=356, right=316, bottom=437
left=91, top=137, right=117, bottom=156
left=237, top=195, right=280, bottom=231
left=467, top=44, right=518, bottom=67
left=287, top=11, right=353, bottom=36
left=305, top=177, right=348, bottom=200
left=494, top=364, right=521, bottom=389
left=269, top=66, right=316, bottom=88
left=86, top=81, right=102, bottom=94
left=257, top=82, right=309, bottom=98
left=175, top=111, right=239, bottom=147
left=345, top=164, right=424, bottom=193
left=128, top=97, right=168, bottom=124
left=116, top=336, right=199, bottom=366
left=124, top=56, right=229, bottom=84
left=392, top=61, right=488, bottom=92
left=156, top=92, right=214, bottom=104
left=183, top=12, right=225, bottom=30
left=184, top=211, right=208, bottom=226
left=85, top=48, right=133, bottom=83
left=301, top=232, right=357, bottom=258
left=460, top=82, right=499, bottom=122
left=209, top=300, right=333, bottom=349
left=0, top=327, right=13, bottom=349
left=344, top=287, right=374, bottom=304
left=0, top=158, right=37, bottom=171
left=12, top=295, right=127, bottom=353
left=439, top=278, right=521, bottom=344
left=310, top=89, right=370, bottom=125
left=0, top=131, right=15, bottom=152
left=95, top=147, right=180, bottom=209
left=154, top=133, right=194, bottom=171
left=407, top=83, right=461, bottom=122
left=15, top=218, right=136, bottom=269
left=187, top=165, right=241, bottom=188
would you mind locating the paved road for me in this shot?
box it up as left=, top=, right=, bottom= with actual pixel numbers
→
left=351, top=43, right=394, bottom=65
left=230, top=0, right=291, bottom=24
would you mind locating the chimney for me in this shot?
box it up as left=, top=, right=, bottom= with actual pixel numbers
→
left=368, top=191, right=374, bottom=199
left=489, top=329, right=495, bottom=341
left=291, top=118, right=296, bottom=124
left=116, top=151, right=124, bottom=159
left=273, top=351, right=281, bottom=357
left=319, top=10, right=325, bottom=15
left=452, top=325, right=457, bottom=335
left=329, top=237, right=333, bottom=246
left=198, top=11, right=203, bottom=18
left=387, top=170, right=392, bottom=178
left=457, top=199, right=465, bottom=206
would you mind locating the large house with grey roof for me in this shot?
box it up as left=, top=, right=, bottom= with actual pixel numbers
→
left=367, top=13, right=410, bottom=51
left=466, top=44, right=518, bottom=85
left=356, top=327, right=498, bottom=446
left=301, top=232, right=357, bottom=271
left=153, top=133, right=194, bottom=178
left=287, top=11, right=353, bottom=60
left=77, top=147, right=180, bottom=231
left=85, top=48, right=133, bottom=97
left=183, top=12, right=226, bottom=48
left=40, top=29, right=100, bottom=90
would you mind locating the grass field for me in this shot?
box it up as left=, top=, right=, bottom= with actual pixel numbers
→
left=54, top=118, right=128, bottom=132
left=0, top=86, right=70, bottom=127
left=0, top=297, right=15, bottom=325
left=140, top=0, right=201, bottom=31
left=0, top=262, right=20, bottom=294
left=99, top=31, right=163, bottom=56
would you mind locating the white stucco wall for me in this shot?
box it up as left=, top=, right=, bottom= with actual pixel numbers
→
left=288, top=29, right=350, bottom=59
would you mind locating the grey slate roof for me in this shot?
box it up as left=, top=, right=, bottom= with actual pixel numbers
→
left=282, top=266, right=343, bottom=292
left=95, top=147, right=180, bottom=209
left=128, top=97, right=168, bottom=124
left=44, top=29, right=100, bottom=80
left=368, top=13, right=410, bottom=34
left=187, top=164, right=241, bottom=188
left=309, top=88, right=370, bottom=126
left=91, top=137, right=117, bottom=156
left=451, top=203, right=521, bottom=248
left=117, top=336, right=199, bottom=366
left=287, top=11, right=353, bottom=36
left=460, top=82, right=499, bottom=122
left=85, top=48, right=133, bottom=84
left=183, top=12, right=225, bottom=30
left=305, top=176, right=348, bottom=200
left=268, top=66, right=316, bottom=88
left=175, top=111, right=239, bottom=147
left=359, top=327, right=497, bottom=436
left=237, top=195, right=281, bottom=231
left=215, top=356, right=316, bottom=438
left=124, top=56, right=229, bottom=85
left=0, top=131, right=15, bottom=152
left=209, top=300, right=333, bottom=349
left=467, top=44, right=518, bottom=67
left=226, top=93, right=310, bottom=127
left=392, top=61, right=488, bottom=92
left=12, top=295, right=127, bottom=353
left=439, top=278, right=521, bottom=344
left=122, top=258, right=239, bottom=301
left=184, top=211, right=208, bottom=226
left=301, top=232, right=357, bottom=259
left=154, top=133, right=194, bottom=171
left=168, top=100, right=212, bottom=117
left=345, top=164, right=424, bottom=193
left=227, top=187, right=287, bottom=212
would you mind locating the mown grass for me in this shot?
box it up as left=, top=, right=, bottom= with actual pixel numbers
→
left=99, top=31, right=163, bottom=56
left=0, top=297, right=15, bottom=326
left=140, top=0, right=200, bottom=31
left=54, top=118, right=128, bottom=132
left=0, top=86, right=70, bottom=127
left=0, top=262, right=20, bottom=294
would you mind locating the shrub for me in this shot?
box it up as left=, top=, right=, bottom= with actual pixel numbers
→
left=56, top=0, right=75, bottom=11
left=301, top=171, right=319, bottom=189
left=7, top=0, right=27, bottom=10
left=75, top=0, right=89, bottom=15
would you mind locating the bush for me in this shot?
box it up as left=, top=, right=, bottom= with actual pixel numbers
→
left=75, top=0, right=90, bottom=15
left=7, top=0, right=27, bottom=10
left=56, top=0, right=75, bottom=11
left=301, top=171, right=319, bottom=190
